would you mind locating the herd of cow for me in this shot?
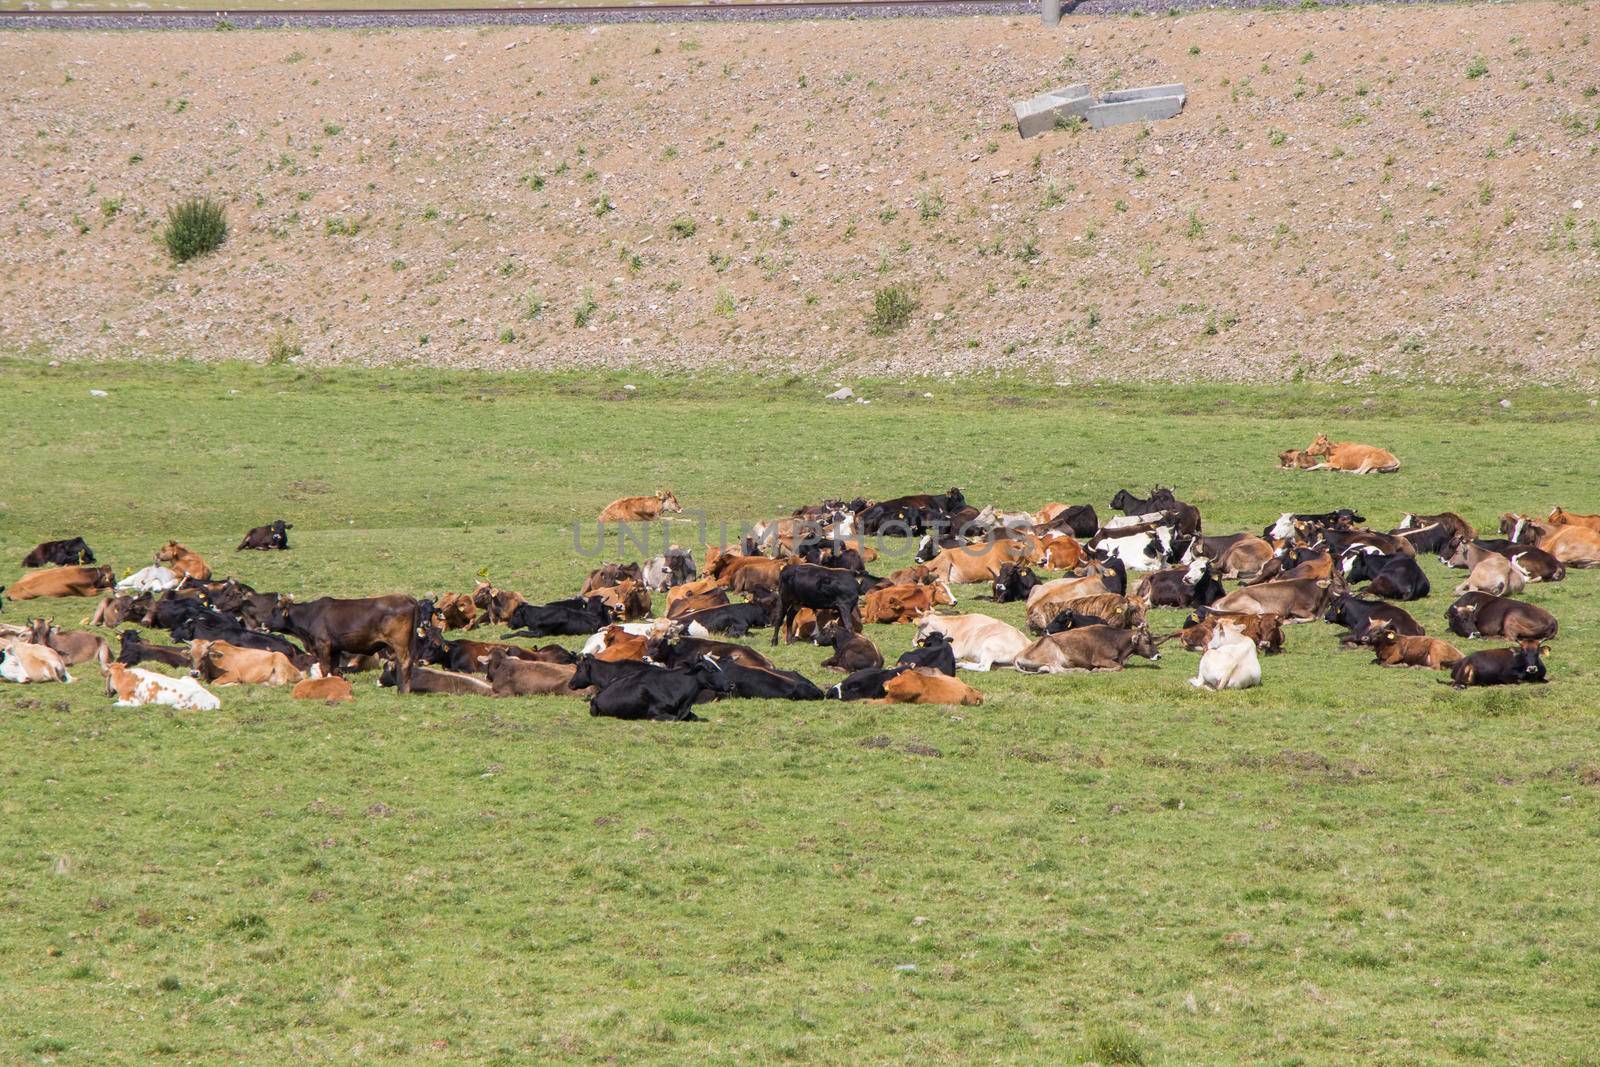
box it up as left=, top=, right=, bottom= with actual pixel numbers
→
left=0, top=486, right=1591, bottom=718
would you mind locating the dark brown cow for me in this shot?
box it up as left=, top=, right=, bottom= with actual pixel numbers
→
left=581, top=562, right=644, bottom=596
left=467, top=582, right=525, bottom=630
left=483, top=650, right=589, bottom=696
left=1446, top=593, right=1558, bottom=642
left=25, top=618, right=109, bottom=669
left=267, top=595, right=429, bottom=693
left=237, top=520, right=292, bottom=551
left=1171, top=612, right=1285, bottom=654
left=21, top=537, right=95, bottom=568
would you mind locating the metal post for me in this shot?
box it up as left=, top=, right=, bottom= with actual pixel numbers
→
left=1041, top=0, right=1061, bottom=26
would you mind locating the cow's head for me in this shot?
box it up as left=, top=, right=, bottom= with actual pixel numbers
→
left=93, top=566, right=116, bottom=589
left=657, top=489, right=683, bottom=514
left=1130, top=628, right=1161, bottom=662
left=1183, top=558, right=1210, bottom=587
left=1440, top=536, right=1471, bottom=568
left=692, top=654, right=736, bottom=696
left=945, top=488, right=965, bottom=510
left=154, top=541, right=183, bottom=564
left=1306, top=434, right=1333, bottom=457
left=932, top=581, right=957, bottom=607
left=1514, top=640, right=1549, bottom=682
left=271, top=520, right=292, bottom=546
left=1110, top=489, right=1137, bottom=513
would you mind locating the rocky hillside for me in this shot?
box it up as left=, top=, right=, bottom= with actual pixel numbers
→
left=2, top=3, right=1597, bottom=382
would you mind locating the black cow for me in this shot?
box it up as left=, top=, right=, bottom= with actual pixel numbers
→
left=896, top=631, right=957, bottom=676
left=643, top=636, right=776, bottom=671
left=992, top=563, right=1039, bottom=603
left=1111, top=487, right=1202, bottom=537
left=824, top=666, right=908, bottom=701
left=715, top=660, right=824, bottom=700
left=1450, top=642, right=1548, bottom=689
left=1137, top=562, right=1225, bottom=609
left=171, top=616, right=304, bottom=658
left=237, top=520, right=292, bottom=551
left=1323, top=594, right=1425, bottom=646
left=143, top=593, right=233, bottom=634
left=116, top=630, right=191, bottom=669
left=856, top=488, right=966, bottom=537
left=1038, top=504, right=1099, bottom=539
left=1342, top=551, right=1430, bottom=600
left=1044, top=608, right=1113, bottom=633
left=267, top=594, right=429, bottom=693
left=1261, top=509, right=1366, bottom=538
left=677, top=602, right=772, bottom=639
left=772, top=564, right=859, bottom=646
left=504, top=596, right=613, bottom=638
left=571, top=656, right=735, bottom=721
left=21, top=537, right=96, bottom=568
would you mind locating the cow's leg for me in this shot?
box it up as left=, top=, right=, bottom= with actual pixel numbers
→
left=315, top=642, right=338, bottom=680
left=770, top=595, right=787, bottom=646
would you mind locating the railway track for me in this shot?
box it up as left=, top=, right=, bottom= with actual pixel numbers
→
left=0, top=0, right=1037, bottom=28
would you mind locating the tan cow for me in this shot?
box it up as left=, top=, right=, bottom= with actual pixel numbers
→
left=598, top=490, right=682, bottom=523
left=913, top=612, right=1030, bottom=672
left=1534, top=523, right=1600, bottom=567
left=292, top=675, right=355, bottom=702
left=666, top=590, right=733, bottom=618
left=665, top=578, right=725, bottom=613
left=587, top=580, right=652, bottom=621
left=862, top=581, right=957, bottom=624
left=1302, top=434, right=1400, bottom=474
left=1026, top=591, right=1145, bottom=634
left=1454, top=554, right=1525, bottom=597
left=0, top=641, right=73, bottom=683
left=483, top=650, right=588, bottom=696
left=1208, top=578, right=1338, bottom=622
left=925, top=540, right=1032, bottom=584
left=1015, top=626, right=1163, bottom=673
left=24, top=619, right=109, bottom=670
left=1278, top=449, right=1320, bottom=469
left=155, top=542, right=211, bottom=580
left=1024, top=573, right=1112, bottom=608
left=590, top=626, right=650, bottom=662
left=1033, top=535, right=1086, bottom=570
left=5, top=565, right=115, bottom=601
left=467, top=582, right=526, bottom=630
left=871, top=668, right=984, bottom=706
left=191, top=640, right=305, bottom=686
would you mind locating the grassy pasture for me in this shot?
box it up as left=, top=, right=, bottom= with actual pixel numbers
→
left=3, top=358, right=1600, bottom=1063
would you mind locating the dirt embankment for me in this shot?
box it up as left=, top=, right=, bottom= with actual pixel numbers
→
left=2, top=4, right=1597, bottom=383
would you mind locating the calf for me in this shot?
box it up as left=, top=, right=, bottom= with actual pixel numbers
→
left=103, top=663, right=219, bottom=710
left=772, top=565, right=860, bottom=646
left=1189, top=622, right=1261, bottom=690
left=824, top=666, right=909, bottom=701
left=118, top=629, right=198, bottom=669
left=1446, top=593, right=1558, bottom=642
left=268, top=594, right=429, bottom=692
left=191, top=640, right=305, bottom=686
left=434, top=592, right=478, bottom=631
left=292, top=675, right=355, bottom=702
left=571, top=656, right=734, bottom=721
left=483, top=649, right=586, bottom=696
left=820, top=625, right=883, bottom=673
left=598, top=490, right=682, bottom=523
left=504, top=596, right=613, bottom=638
left=1015, top=626, right=1162, bottom=673
left=1450, top=641, right=1547, bottom=689
left=897, top=632, right=957, bottom=676
left=1342, top=550, right=1430, bottom=601
left=237, top=520, right=292, bottom=551
left=0, top=642, right=72, bottom=683
left=154, top=541, right=211, bottom=581
left=872, top=668, right=983, bottom=706
left=117, top=566, right=181, bottom=594
left=21, top=537, right=96, bottom=568
left=4, top=564, right=115, bottom=601
left=467, top=582, right=526, bottom=629
left=1365, top=624, right=1463, bottom=670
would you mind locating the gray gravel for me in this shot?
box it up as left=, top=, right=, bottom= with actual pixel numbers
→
left=0, top=0, right=1458, bottom=31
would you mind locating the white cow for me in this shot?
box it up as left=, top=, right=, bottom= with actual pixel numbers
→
left=116, top=565, right=181, bottom=593
left=0, top=642, right=73, bottom=683
left=1189, top=623, right=1261, bottom=691
left=913, top=612, right=1030, bottom=672
left=103, top=663, right=220, bottom=710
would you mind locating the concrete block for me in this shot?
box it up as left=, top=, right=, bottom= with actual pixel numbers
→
left=1084, top=94, right=1185, bottom=130
left=1013, top=83, right=1093, bottom=139
left=1098, top=83, right=1187, bottom=105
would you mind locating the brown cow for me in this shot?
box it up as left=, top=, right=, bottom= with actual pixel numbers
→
left=154, top=542, right=211, bottom=580
left=1172, top=612, right=1284, bottom=654
left=1027, top=592, right=1145, bottom=634
left=581, top=562, right=644, bottom=595
left=466, top=582, right=526, bottom=630
left=598, top=490, right=682, bottom=523
left=591, top=626, right=650, bottom=662
left=483, top=650, right=589, bottom=696
left=1033, top=535, right=1085, bottom=570
left=435, top=592, right=478, bottom=631
left=1016, top=626, right=1162, bottom=672
left=1200, top=535, right=1276, bottom=579
left=88, top=595, right=142, bottom=627
left=267, top=595, right=428, bottom=693
left=1548, top=507, right=1600, bottom=533
left=1366, top=624, right=1463, bottom=670
left=1278, top=449, right=1320, bottom=469
left=24, top=618, right=109, bottom=669
left=667, top=590, right=733, bottom=618
left=666, top=578, right=725, bottom=613
left=588, top=580, right=652, bottom=621
left=870, top=668, right=984, bottom=706
left=5, top=565, right=115, bottom=601
left=727, top=558, right=789, bottom=598
left=862, top=581, right=957, bottom=624
left=292, top=675, right=355, bottom=702
left=925, top=540, right=1032, bottom=584
left=1302, top=434, right=1400, bottom=473
left=382, top=664, right=494, bottom=696
left=191, top=640, right=305, bottom=686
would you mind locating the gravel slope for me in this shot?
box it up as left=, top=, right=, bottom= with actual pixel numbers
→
left=2, top=3, right=1598, bottom=383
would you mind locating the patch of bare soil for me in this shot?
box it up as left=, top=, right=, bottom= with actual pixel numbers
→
left=2, top=4, right=1597, bottom=382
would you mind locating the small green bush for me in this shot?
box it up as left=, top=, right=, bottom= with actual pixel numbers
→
left=868, top=285, right=916, bottom=336
left=162, top=196, right=227, bottom=263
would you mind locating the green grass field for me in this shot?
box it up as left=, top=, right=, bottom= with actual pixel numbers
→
left=3, top=358, right=1600, bottom=1064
